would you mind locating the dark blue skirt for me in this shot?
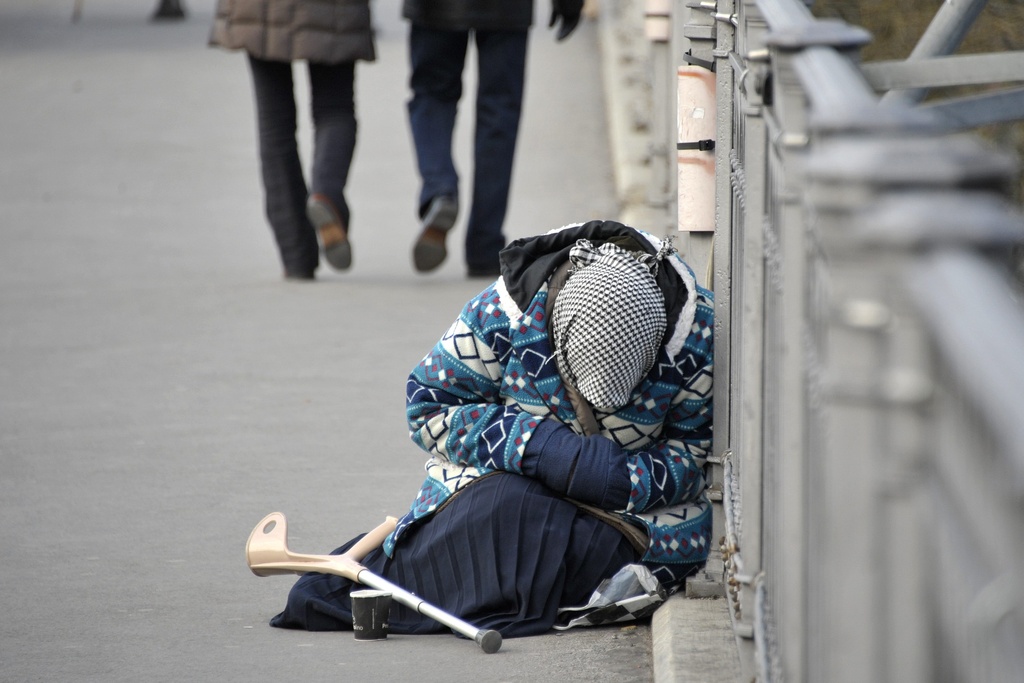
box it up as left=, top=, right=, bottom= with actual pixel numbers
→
left=269, top=473, right=638, bottom=637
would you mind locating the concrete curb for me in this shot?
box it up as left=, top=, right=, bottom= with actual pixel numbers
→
left=652, top=595, right=743, bottom=683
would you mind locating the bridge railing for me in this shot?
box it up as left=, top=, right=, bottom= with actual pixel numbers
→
left=628, top=0, right=1024, bottom=680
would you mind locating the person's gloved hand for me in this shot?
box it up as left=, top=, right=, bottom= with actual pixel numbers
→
left=549, top=0, right=584, bottom=41
left=521, top=420, right=630, bottom=509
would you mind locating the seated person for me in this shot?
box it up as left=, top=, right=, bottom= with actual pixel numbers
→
left=270, top=219, right=714, bottom=637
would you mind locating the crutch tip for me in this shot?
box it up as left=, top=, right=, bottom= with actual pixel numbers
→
left=476, top=629, right=502, bottom=654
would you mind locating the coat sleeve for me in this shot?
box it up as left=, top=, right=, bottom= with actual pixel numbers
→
left=623, top=296, right=714, bottom=513
left=624, top=387, right=712, bottom=512
left=405, top=288, right=541, bottom=474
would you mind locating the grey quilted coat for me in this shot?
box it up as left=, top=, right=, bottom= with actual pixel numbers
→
left=209, top=0, right=375, bottom=64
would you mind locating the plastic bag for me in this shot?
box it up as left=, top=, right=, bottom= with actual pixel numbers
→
left=554, top=564, right=668, bottom=629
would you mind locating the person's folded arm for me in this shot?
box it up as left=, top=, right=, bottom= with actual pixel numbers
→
left=624, top=373, right=713, bottom=513
left=406, top=295, right=543, bottom=474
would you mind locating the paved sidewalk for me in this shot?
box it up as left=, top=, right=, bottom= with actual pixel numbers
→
left=0, top=2, right=741, bottom=681
left=0, top=2, right=654, bottom=682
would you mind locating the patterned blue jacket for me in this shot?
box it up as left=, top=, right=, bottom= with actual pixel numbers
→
left=384, top=221, right=714, bottom=584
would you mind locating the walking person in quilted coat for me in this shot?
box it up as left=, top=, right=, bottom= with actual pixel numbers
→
left=209, top=0, right=375, bottom=279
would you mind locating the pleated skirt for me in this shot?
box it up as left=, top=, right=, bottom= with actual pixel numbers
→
left=269, top=472, right=638, bottom=637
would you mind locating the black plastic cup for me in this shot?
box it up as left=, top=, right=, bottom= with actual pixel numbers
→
left=351, top=590, right=392, bottom=641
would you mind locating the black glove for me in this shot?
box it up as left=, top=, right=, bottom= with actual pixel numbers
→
left=549, top=0, right=584, bottom=41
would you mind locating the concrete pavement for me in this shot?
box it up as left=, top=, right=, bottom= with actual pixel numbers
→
left=0, top=2, right=724, bottom=681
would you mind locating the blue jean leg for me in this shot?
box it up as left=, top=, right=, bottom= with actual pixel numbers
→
left=308, top=61, right=357, bottom=230
left=407, top=25, right=468, bottom=216
left=466, top=30, right=528, bottom=271
left=248, top=56, right=318, bottom=275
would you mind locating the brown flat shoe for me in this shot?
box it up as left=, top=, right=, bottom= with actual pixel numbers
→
left=412, top=196, right=458, bottom=272
left=307, top=193, right=352, bottom=271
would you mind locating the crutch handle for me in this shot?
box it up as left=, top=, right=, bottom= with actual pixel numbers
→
left=340, top=516, right=397, bottom=563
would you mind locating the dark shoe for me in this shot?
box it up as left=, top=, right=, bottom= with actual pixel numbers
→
left=306, top=194, right=352, bottom=271
left=467, top=264, right=501, bottom=279
left=283, top=269, right=315, bottom=281
left=412, top=196, right=458, bottom=272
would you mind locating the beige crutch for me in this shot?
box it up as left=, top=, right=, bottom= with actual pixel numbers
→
left=245, top=512, right=502, bottom=653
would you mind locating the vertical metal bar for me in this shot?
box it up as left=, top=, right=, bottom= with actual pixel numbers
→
left=674, top=0, right=729, bottom=598
left=713, top=0, right=737, bottom=465
left=765, top=37, right=814, bottom=681
left=730, top=0, right=769, bottom=655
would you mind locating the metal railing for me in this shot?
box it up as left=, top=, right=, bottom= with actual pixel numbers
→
left=617, top=0, right=1024, bottom=680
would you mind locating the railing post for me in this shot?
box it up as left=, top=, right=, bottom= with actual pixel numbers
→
left=671, top=0, right=736, bottom=608
left=719, top=0, right=771, bottom=668
left=753, top=4, right=871, bottom=681
left=758, top=7, right=816, bottom=681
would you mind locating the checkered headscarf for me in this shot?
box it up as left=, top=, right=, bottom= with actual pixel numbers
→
left=551, top=239, right=668, bottom=410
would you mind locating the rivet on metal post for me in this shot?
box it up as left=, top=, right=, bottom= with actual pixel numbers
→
left=881, top=369, right=933, bottom=406
left=838, top=298, right=892, bottom=330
